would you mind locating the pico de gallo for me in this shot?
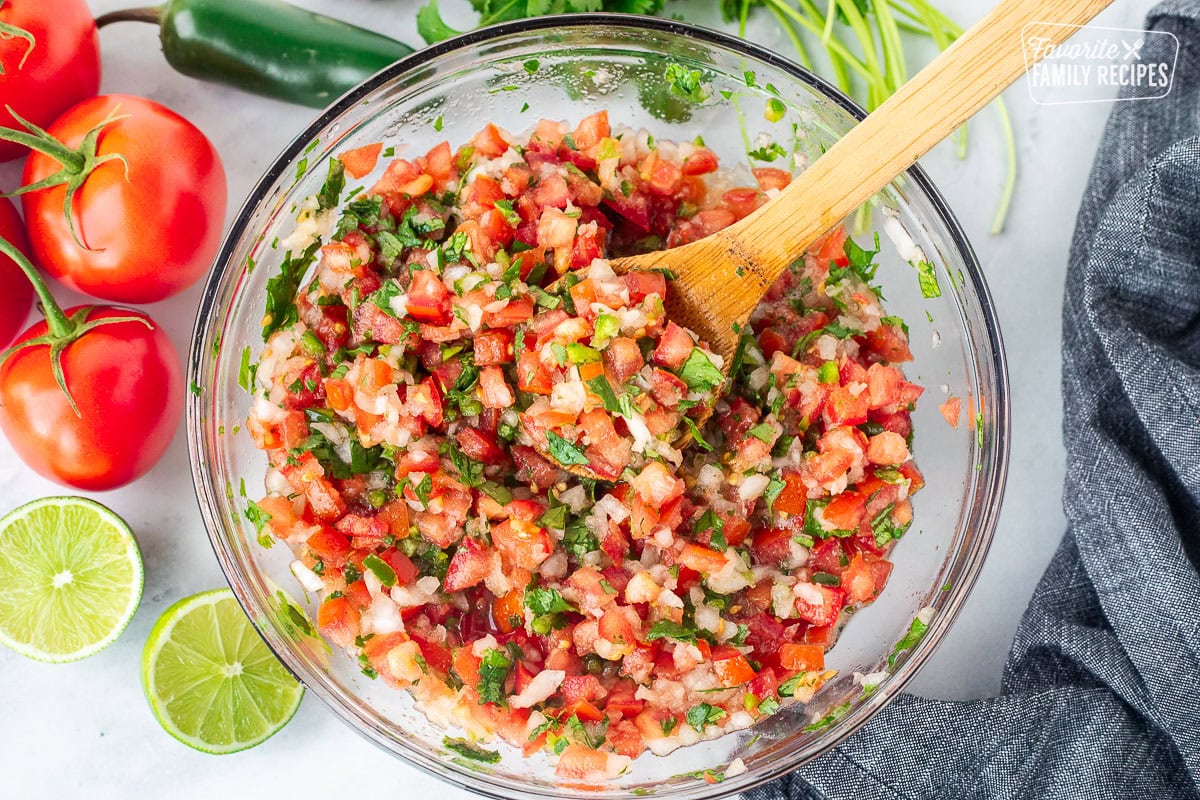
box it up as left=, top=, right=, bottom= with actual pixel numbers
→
left=244, top=111, right=924, bottom=784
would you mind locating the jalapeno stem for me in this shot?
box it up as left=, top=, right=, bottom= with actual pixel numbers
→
left=94, top=6, right=163, bottom=28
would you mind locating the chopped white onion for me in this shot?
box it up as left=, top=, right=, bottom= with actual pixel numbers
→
left=511, top=669, right=566, bottom=709
left=290, top=560, right=325, bottom=593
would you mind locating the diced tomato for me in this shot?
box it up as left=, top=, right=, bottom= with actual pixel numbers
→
left=940, top=396, right=962, bottom=428
left=492, top=587, right=525, bottom=633
left=804, top=624, right=835, bottom=647
left=406, top=270, right=451, bottom=325
left=646, top=157, right=683, bottom=196
left=456, top=426, right=505, bottom=465
left=560, top=674, right=605, bottom=704
left=607, top=720, right=644, bottom=759
left=648, top=368, right=688, bottom=407
left=472, top=122, right=510, bottom=157
left=866, top=363, right=904, bottom=408
left=753, top=167, right=792, bottom=191
left=806, top=537, right=844, bottom=575
left=841, top=554, right=879, bottom=604
left=537, top=207, right=578, bottom=249
left=573, top=110, right=610, bottom=149
left=652, top=321, right=694, bottom=369
left=517, top=351, right=553, bottom=394
left=864, top=322, right=914, bottom=363
left=317, top=595, right=361, bottom=648
left=479, top=365, right=515, bottom=408
left=779, top=642, right=825, bottom=672
left=712, top=650, right=757, bottom=686
left=492, top=518, right=552, bottom=570
left=339, top=142, right=383, bottom=179
left=722, top=187, right=762, bottom=219
left=794, top=583, right=845, bottom=627
left=394, top=448, right=440, bottom=478
left=379, top=548, right=420, bottom=586
left=603, top=337, right=644, bottom=384
left=443, top=537, right=493, bottom=593
left=823, top=385, right=870, bottom=427
left=773, top=470, right=807, bottom=516
left=630, top=461, right=683, bottom=506
left=823, top=490, right=867, bottom=530
left=452, top=645, right=483, bottom=690
left=555, top=744, right=610, bottom=784
left=306, top=527, right=352, bottom=567
left=681, top=147, right=719, bottom=175
left=677, top=542, right=727, bottom=574
left=719, top=514, right=751, bottom=547
left=255, top=495, right=296, bottom=538
left=866, top=431, right=909, bottom=465
left=814, top=227, right=849, bottom=267
left=619, top=272, right=666, bottom=305
left=751, top=527, right=793, bottom=566
left=486, top=295, right=534, bottom=327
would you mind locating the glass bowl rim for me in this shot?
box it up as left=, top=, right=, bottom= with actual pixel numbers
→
left=186, top=12, right=1011, bottom=799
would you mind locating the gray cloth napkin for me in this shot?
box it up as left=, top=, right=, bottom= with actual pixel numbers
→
left=751, top=3, right=1200, bottom=798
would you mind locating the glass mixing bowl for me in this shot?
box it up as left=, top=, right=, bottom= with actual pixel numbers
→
left=187, top=14, right=1009, bottom=799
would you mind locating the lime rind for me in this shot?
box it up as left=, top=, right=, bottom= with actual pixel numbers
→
left=141, top=588, right=304, bottom=755
left=0, top=496, right=144, bottom=663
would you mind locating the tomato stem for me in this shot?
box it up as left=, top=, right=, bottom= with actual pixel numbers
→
left=0, top=235, right=71, bottom=337
left=0, top=105, right=130, bottom=252
left=0, top=0, right=37, bottom=75
left=0, top=235, right=152, bottom=417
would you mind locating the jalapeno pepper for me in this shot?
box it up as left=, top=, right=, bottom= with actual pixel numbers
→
left=96, top=0, right=416, bottom=108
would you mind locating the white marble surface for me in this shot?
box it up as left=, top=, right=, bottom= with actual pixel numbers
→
left=0, top=0, right=1161, bottom=796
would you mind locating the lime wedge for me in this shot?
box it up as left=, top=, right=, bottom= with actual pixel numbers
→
left=0, top=496, right=143, bottom=662
left=142, top=588, right=304, bottom=754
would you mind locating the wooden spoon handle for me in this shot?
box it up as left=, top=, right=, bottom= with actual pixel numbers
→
left=719, top=0, right=1115, bottom=317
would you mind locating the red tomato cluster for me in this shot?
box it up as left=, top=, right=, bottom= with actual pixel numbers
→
left=0, top=0, right=227, bottom=490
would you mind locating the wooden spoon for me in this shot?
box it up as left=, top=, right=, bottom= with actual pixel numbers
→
left=541, top=0, right=1113, bottom=478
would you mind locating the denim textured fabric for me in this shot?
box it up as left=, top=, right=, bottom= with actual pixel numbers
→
left=750, top=4, right=1200, bottom=798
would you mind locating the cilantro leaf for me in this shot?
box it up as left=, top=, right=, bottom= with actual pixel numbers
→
left=317, top=158, right=346, bottom=212
left=803, top=701, right=851, bottom=732
left=888, top=615, right=930, bottom=668
left=525, top=586, right=577, bottom=616
left=476, top=647, right=512, bottom=705
left=645, top=619, right=698, bottom=644
left=262, top=243, right=319, bottom=340
left=665, top=62, right=709, bottom=103
left=911, top=259, right=942, bottom=298
left=678, top=348, right=723, bottom=392
left=545, top=431, right=590, bottom=466
left=686, top=703, right=727, bottom=730
left=443, top=737, right=501, bottom=763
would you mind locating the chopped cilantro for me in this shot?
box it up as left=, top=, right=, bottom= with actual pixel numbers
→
left=545, top=431, right=589, bottom=466
left=645, top=619, right=698, bottom=644
left=476, top=647, right=512, bottom=705
left=803, top=701, right=851, bottom=732
left=317, top=158, right=346, bottom=212
left=911, top=259, right=942, bottom=298
left=889, top=615, right=931, bottom=668
left=262, top=242, right=319, bottom=340
left=685, top=703, right=727, bottom=730
left=443, top=737, right=501, bottom=763
left=665, top=62, right=709, bottom=103
left=678, top=348, right=723, bottom=392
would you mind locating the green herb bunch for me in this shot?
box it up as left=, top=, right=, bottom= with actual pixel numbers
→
left=416, top=0, right=1017, bottom=234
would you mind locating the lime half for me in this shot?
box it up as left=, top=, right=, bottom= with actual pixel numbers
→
left=0, top=496, right=143, bottom=662
left=142, top=589, right=304, bottom=754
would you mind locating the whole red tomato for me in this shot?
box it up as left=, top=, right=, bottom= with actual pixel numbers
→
left=21, top=94, right=227, bottom=303
left=0, top=197, right=34, bottom=346
left=0, top=0, right=100, bottom=163
left=0, top=306, right=183, bottom=490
